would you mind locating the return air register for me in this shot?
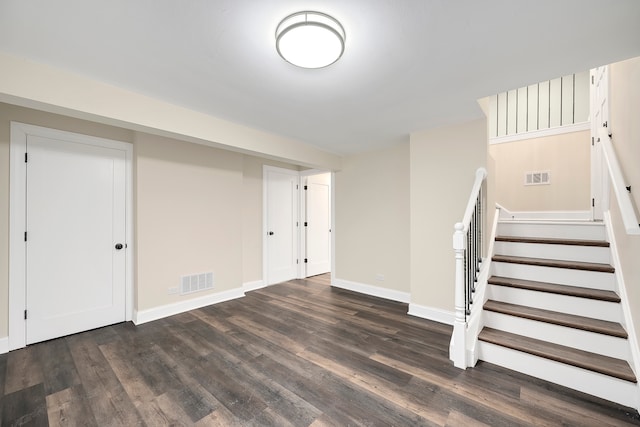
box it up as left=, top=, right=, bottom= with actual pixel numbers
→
left=180, top=272, right=214, bottom=295
left=524, top=171, right=550, bottom=186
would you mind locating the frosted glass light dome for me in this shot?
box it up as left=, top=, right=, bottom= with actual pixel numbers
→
left=276, top=11, right=345, bottom=69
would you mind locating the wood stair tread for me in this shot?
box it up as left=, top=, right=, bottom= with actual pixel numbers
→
left=488, top=276, right=620, bottom=302
left=483, top=300, right=628, bottom=338
left=492, top=255, right=615, bottom=273
left=495, top=236, right=610, bottom=247
left=479, top=327, right=637, bottom=383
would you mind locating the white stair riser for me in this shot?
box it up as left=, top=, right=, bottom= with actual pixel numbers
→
left=477, top=341, right=637, bottom=409
left=484, top=312, right=630, bottom=360
left=492, top=263, right=615, bottom=291
left=487, top=285, right=621, bottom=322
left=498, top=222, right=606, bottom=240
left=494, top=241, right=610, bottom=264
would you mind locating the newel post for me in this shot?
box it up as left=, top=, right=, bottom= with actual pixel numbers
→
left=451, top=222, right=467, bottom=368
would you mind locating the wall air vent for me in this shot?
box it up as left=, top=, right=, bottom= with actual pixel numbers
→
left=180, top=272, right=214, bottom=295
left=524, top=171, right=551, bottom=186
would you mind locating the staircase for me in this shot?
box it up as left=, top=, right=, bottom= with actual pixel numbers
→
left=477, top=219, right=638, bottom=408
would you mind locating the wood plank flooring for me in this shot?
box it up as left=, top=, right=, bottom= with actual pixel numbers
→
left=1, top=274, right=639, bottom=426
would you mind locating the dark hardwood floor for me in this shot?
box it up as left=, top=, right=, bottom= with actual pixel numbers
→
left=1, top=274, right=639, bottom=426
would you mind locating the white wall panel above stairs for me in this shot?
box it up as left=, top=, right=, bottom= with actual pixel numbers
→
left=475, top=219, right=638, bottom=411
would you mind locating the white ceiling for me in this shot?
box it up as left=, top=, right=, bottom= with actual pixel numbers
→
left=1, top=1, right=639, bottom=155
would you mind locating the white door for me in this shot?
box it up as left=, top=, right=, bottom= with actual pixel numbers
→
left=25, top=134, right=127, bottom=344
left=590, top=66, right=610, bottom=220
left=305, top=173, right=331, bottom=277
left=265, top=167, right=299, bottom=285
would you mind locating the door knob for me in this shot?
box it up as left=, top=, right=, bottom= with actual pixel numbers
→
left=268, top=231, right=274, bottom=236
left=115, top=243, right=124, bottom=250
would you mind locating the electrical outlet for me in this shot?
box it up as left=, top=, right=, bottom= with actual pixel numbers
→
left=376, top=274, right=385, bottom=281
left=168, top=287, right=178, bottom=295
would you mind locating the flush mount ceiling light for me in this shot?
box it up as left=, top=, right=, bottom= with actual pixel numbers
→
left=275, top=11, right=345, bottom=69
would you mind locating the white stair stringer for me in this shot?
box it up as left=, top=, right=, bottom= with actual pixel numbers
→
left=478, top=341, right=638, bottom=409
left=483, top=310, right=630, bottom=361
left=487, top=285, right=621, bottom=323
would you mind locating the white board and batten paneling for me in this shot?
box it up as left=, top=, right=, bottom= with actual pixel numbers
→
left=9, top=123, right=133, bottom=350
left=490, top=70, right=590, bottom=143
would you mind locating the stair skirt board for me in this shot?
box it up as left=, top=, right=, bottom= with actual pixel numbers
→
left=493, top=241, right=610, bottom=264
left=492, top=263, right=616, bottom=291
left=487, top=285, right=621, bottom=323
left=478, top=341, right=637, bottom=409
left=497, top=222, right=606, bottom=240
left=483, top=311, right=630, bottom=360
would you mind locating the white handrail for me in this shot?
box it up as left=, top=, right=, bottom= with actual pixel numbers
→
left=600, top=128, right=640, bottom=235
left=460, top=168, right=488, bottom=231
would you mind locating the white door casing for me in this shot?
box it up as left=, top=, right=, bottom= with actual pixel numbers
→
left=263, top=166, right=299, bottom=285
left=9, top=123, right=133, bottom=350
left=591, top=66, right=610, bottom=221
left=304, top=173, right=331, bottom=277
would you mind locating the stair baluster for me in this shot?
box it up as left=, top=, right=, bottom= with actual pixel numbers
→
left=451, top=168, right=487, bottom=368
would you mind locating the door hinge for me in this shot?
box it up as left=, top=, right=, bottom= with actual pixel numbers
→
left=591, top=75, right=594, bottom=84
left=296, top=259, right=299, bottom=264
left=304, top=258, right=308, bottom=263
left=25, top=152, right=28, bottom=163
left=592, top=198, right=595, bottom=207
left=24, top=310, right=27, bottom=320
left=591, top=137, right=594, bottom=146
left=296, top=184, right=299, bottom=190
left=304, top=185, right=308, bottom=190
left=24, top=231, right=27, bottom=242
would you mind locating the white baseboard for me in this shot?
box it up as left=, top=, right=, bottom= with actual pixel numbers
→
left=133, top=287, right=245, bottom=325
left=331, top=278, right=410, bottom=303
left=243, top=280, right=266, bottom=292
left=0, top=336, right=8, bottom=354
left=408, top=303, right=455, bottom=325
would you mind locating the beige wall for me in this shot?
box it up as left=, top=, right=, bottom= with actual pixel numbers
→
left=0, top=102, right=303, bottom=339
left=335, top=143, right=410, bottom=292
left=410, top=119, right=487, bottom=312
left=0, top=103, right=134, bottom=338
left=242, top=156, right=300, bottom=284
left=135, top=133, right=245, bottom=310
left=490, top=130, right=591, bottom=212
left=609, top=57, right=640, bottom=346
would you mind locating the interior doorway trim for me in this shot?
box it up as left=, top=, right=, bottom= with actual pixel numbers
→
left=8, top=122, right=134, bottom=351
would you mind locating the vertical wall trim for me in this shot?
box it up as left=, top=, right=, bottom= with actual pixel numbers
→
left=560, top=77, right=563, bottom=126
left=548, top=78, right=551, bottom=127
left=526, top=86, right=529, bottom=132
left=537, top=83, right=540, bottom=130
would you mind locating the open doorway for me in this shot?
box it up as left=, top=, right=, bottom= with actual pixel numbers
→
left=263, top=167, right=333, bottom=286
left=302, top=172, right=332, bottom=278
